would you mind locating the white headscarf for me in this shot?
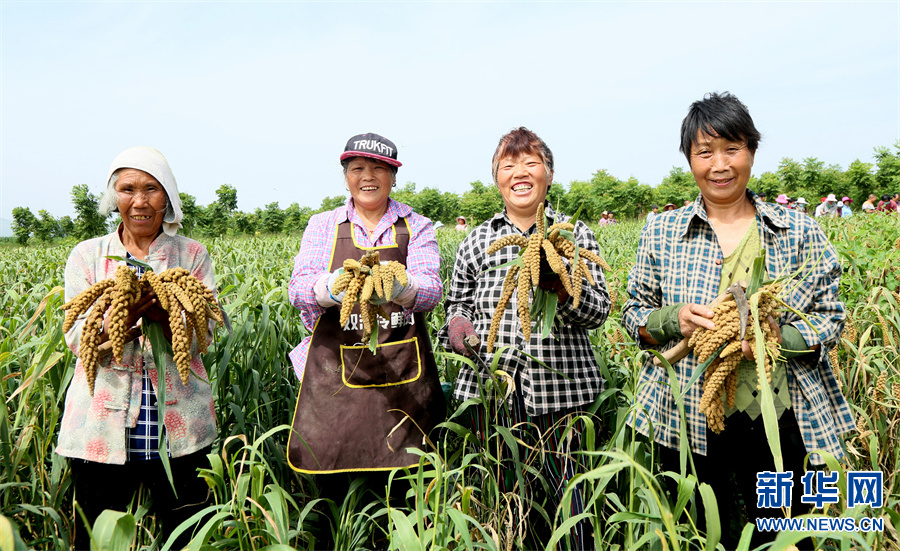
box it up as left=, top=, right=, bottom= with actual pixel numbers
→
left=99, top=146, right=184, bottom=236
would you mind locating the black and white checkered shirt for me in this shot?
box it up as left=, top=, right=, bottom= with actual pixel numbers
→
left=438, top=203, right=610, bottom=416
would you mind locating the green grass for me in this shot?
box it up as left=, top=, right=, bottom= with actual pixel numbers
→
left=1, top=215, right=899, bottom=550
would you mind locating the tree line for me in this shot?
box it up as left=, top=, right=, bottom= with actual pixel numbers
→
left=9, top=142, right=900, bottom=245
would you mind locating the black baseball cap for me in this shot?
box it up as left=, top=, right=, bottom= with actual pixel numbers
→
left=339, top=133, right=402, bottom=168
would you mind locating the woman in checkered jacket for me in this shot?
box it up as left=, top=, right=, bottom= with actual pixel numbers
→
left=439, top=127, right=611, bottom=549
left=622, top=92, right=854, bottom=548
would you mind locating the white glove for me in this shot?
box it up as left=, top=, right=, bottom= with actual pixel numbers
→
left=370, top=275, right=406, bottom=305
left=326, top=269, right=347, bottom=303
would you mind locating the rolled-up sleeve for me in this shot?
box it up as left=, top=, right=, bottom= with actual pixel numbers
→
left=406, top=213, right=442, bottom=313
left=623, top=222, right=663, bottom=346
left=556, top=221, right=610, bottom=329
left=288, top=212, right=333, bottom=331
left=782, top=222, right=844, bottom=352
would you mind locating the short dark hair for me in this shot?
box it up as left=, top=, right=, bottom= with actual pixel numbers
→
left=883, top=194, right=891, bottom=202
left=491, top=127, right=554, bottom=184
left=680, top=92, right=761, bottom=164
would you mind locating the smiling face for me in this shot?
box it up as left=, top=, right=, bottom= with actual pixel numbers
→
left=689, top=131, right=754, bottom=207
left=345, top=156, right=395, bottom=215
left=114, top=168, right=167, bottom=242
left=495, top=153, right=552, bottom=223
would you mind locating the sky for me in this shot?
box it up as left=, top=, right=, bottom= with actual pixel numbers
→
left=1, top=1, right=899, bottom=233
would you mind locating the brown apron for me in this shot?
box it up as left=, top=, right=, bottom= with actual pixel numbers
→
left=287, top=219, right=446, bottom=473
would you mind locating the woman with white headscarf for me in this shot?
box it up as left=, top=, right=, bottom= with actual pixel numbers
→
left=58, top=147, right=217, bottom=549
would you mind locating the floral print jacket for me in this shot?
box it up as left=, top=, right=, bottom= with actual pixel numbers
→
left=56, top=227, right=217, bottom=464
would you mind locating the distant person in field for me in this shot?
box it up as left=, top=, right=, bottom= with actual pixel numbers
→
left=646, top=204, right=659, bottom=223
left=59, top=147, right=218, bottom=549
left=757, top=192, right=767, bottom=202
left=663, top=203, right=676, bottom=211
left=607, top=211, right=618, bottom=224
left=455, top=215, right=468, bottom=231
left=623, top=92, right=853, bottom=549
left=840, top=196, right=853, bottom=217
left=876, top=193, right=895, bottom=212
left=862, top=193, right=878, bottom=213
left=794, top=196, right=809, bottom=214
left=440, top=127, right=610, bottom=549
left=814, top=194, right=840, bottom=217
left=286, top=133, right=445, bottom=492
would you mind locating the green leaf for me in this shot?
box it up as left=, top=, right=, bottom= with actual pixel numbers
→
left=90, top=509, right=136, bottom=551
left=698, top=483, right=721, bottom=551
left=751, top=291, right=783, bottom=472
left=143, top=321, right=177, bottom=495
left=541, top=290, right=558, bottom=339
left=104, top=255, right=153, bottom=271
left=368, top=323, right=379, bottom=355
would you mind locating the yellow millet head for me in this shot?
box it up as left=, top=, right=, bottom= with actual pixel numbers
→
left=487, top=234, right=529, bottom=255
left=487, top=264, right=520, bottom=353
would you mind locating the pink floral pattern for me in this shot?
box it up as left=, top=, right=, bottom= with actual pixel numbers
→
left=56, top=226, right=218, bottom=464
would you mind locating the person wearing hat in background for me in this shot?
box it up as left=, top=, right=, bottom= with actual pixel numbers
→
left=814, top=193, right=840, bottom=218
left=663, top=203, right=677, bottom=211
left=840, top=196, right=853, bottom=217
left=862, top=193, right=878, bottom=214
left=60, top=147, right=219, bottom=549
left=795, top=196, right=809, bottom=214
left=455, top=215, right=468, bottom=231
left=775, top=193, right=789, bottom=207
left=286, top=133, right=446, bottom=514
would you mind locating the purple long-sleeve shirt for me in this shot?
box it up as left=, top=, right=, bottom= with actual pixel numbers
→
left=287, top=197, right=441, bottom=379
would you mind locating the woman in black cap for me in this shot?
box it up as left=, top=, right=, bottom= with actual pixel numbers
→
left=285, top=133, right=445, bottom=488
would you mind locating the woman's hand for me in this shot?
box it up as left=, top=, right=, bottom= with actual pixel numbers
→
left=100, top=290, right=173, bottom=343
left=678, top=303, right=716, bottom=338
left=741, top=316, right=782, bottom=361
left=448, top=317, right=478, bottom=357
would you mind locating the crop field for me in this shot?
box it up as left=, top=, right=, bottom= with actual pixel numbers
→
left=1, top=214, right=899, bottom=550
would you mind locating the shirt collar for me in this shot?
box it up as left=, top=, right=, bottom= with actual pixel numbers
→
left=340, top=197, right=411, bottom=225
left=113, top=223, right=171, bottom=254
left=679, top=189, right=790, bottom=239
left=491, top=200, right=561, bottom=233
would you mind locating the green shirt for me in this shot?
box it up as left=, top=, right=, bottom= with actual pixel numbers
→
left=718, top=219, right=791, bottom=419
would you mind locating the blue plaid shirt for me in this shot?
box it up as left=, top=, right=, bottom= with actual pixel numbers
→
left=623, top=191, right=854, bottom=465
left=123, top=254, right=166, bottom=461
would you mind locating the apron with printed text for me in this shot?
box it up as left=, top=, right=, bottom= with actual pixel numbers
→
left=287, top=219, right=446, bottom=473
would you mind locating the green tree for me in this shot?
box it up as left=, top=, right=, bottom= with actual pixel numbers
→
left=232, top=210, right=257, bottom=235
left=458, top=181, right=503, bottom=226
left=71, top=184, right=108, bottom=239
left=318, top=196, right=346, bottom=212
left=284, top=202, right=313, bottom=233
left=59, top=215, right=75, bottom=238
left=215, top=184, right=238, bottom=212
left=179, top=192, right=200, bottom=236
left=199, top=203, right=229, bottom=237
left=11, top=206, right=36, bottom=245
left=259, top=202, right=285, bottom=234
left=777, top=158, right=803, bottom=197
left=845, top=159, right=875, bottom=203
left=565, top=180, right=600, bottom=221
left=874, top=142, right=900, bottom=191
left=34, top=210, right=57, bottom=242
left=390, top=182, right=417, bottom=208
left=748, top=171, right=780, bottom=199
left=654, top=167, right=696, bottom=207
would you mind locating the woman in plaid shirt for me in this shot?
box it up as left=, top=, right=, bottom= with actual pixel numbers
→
left=623, top=92, right=854, bottom=547
left=440, top=127, right=610, bottom=549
